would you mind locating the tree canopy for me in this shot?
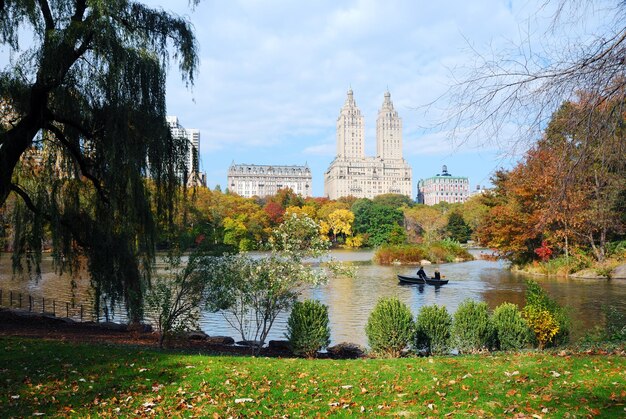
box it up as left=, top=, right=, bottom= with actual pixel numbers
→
left=0, top=0, right=199, bottom=321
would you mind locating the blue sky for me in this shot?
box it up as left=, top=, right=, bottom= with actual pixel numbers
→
left=10, top=0, right=601, bottom=197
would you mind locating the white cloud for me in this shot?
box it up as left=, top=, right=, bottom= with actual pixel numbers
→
left=139, top=0, right=595, bottom=194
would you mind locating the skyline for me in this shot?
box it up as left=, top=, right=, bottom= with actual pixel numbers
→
left=119, top=2, right=603, bottom=196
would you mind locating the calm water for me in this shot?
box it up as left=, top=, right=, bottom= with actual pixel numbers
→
left=1, top=250, right=625, bottom=346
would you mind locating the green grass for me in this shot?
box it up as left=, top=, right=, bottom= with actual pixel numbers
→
left=1, top=338, right=624, bottom=417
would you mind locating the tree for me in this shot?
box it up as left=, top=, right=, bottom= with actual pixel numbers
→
left=202, top=215, right=347, bottom=352
left=326, top=209, right=355, bottom=243
left=1, top=1, right=199, bottom=321
left=445, top=211, right=472, bottom=243
left=440, top=1, right=626, bottom=149
left=372, top=193, right=414, bottom=209
left=145, top=249, right=206, bottom=348
left=404, top=205, right=447, bottom=244
left=351, top=199, right=405, bottom=246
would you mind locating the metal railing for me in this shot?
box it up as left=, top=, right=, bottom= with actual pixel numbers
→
left=0, top=288, right=98, bottom=322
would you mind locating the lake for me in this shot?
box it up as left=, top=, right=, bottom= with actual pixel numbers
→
left=1, top=250, right=625, bottom=346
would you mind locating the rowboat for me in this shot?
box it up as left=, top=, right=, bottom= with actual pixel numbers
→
left=397, top=274, right=425, bottom=284
left=397, top=274, right=449, bottom=286
left=424, top=277, right=449, bottom=286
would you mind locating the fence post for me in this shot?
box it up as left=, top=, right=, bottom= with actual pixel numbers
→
left=9, top=291, right=13, bottom=307
left=66, top=302, right=69, bottom=318
left=42, top=297, right=45, bottom=313
left=19, top=293, right=22, bottom=308
left=53, top=300, right=56, bottom=317
left=80, top=305, right=83, bottom=322
left=28, top=295, right=32, bottom=312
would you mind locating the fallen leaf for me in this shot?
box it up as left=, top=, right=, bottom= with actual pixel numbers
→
left=235, top=398, right=254, bottom=404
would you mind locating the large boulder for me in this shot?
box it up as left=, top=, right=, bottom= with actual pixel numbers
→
left=186, top=330, right=209, bottom=340
left=206, top=336, right=235, bottom=345
left=326, top=342, right=366, bottom=359
left=268, top=340, right=292, bottom=351
left=612, top=264, right=626, bottom=279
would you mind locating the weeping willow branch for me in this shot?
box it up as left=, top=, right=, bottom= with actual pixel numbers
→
left=44, top=123, right=109, bottom=204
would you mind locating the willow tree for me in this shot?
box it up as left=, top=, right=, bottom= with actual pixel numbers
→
left=0, top=1, right=199, bottom=322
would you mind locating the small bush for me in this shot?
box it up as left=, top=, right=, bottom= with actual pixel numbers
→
left=373, top=245, right=426, bottom=265
left=415, top=304, right=452, bottom=356
left=365, top=297, right=415, bottom=358
left=452, top=299, right=494, bottom=353
left=492, top=303, right=531, bottom=351
left=525, top=280, right=570, bottom=346
left=286, top=300, right=331, bottom=358
left=522, top=305, right=559, bottom=349
left=603, top=305, right=626, bottom=342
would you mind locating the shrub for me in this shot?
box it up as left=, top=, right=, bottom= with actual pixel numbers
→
left=286, top=300, right=331, bottom=358
left=522, top=305, right=559, bottom=349
left=525, top=280, right=570, bottom=346
left=415, top=304, right=452, bottom=356
left=492, top=303, right=531, bottom=351
left=145, top=252, right=206, bottom=348
left=365, top=297, right=415, bottom=358
left=452, top=299, right=494, bottom=353
left=373, top=245, right=426, bottom=265
left=604, top=305, right=626, bottom=342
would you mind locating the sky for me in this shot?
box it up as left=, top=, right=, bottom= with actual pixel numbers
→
left=7, top=0, right=602, bottom=198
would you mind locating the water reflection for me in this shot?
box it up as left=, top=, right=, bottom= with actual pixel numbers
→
left=2, top=250, right=625, bottom=346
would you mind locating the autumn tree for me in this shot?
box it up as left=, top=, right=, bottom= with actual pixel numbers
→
left=404, top=205, right=447, bottom=244
left=1, top=1, right=199, bottom=321
left=326, top=209, right=355, bottom=244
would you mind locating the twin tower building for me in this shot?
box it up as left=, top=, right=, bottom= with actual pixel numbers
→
left=324, top=89, right=412, bottom=199
left=228, top=89, right=412, bottom=199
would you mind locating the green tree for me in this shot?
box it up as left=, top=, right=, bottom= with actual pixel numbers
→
left=445, top=211, right=472, bottom=243
left=352, top=199, right=405, bottom=246
left=1, top=1, right=199, bottom=322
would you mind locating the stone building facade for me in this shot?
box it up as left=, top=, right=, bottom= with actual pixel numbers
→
left=417, top=165, right=470, bottom=205
left=324, top=89, right=413, bottom=199
left=227, top=163, right=312, bottom=198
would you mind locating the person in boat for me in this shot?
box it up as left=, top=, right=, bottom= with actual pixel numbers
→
left=434, top=269, right=441, bottom=280
left=416, top=266, right=428, bottom=279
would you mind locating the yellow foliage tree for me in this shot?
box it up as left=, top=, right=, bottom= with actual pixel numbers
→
left=327, top=209, right=355, bottom=242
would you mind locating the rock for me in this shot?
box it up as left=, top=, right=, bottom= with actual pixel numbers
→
left=268, top=340, right=292, bottom=351
left=206, top=336, right=235, bottom=345
left=127, top=322, right=152, bottom=332
left=326, top=342, right=366, bottom=359
left=420, top=260, right=432, bottom=265
left=99, top=322, right=128, bottom=331
left=186, top=331, right=208, bottom=340
left=612, top=264, right=626, bottom=279
left=236, top=340, right=263, bottom=348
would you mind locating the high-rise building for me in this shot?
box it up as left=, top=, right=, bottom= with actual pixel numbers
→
left=324, top=89, right=413, bottom=199
left=417, top=165, right=470, bottom=205
left=227, top=163, right=312, bottom=198
left=166, top=116, right=205, bottom=186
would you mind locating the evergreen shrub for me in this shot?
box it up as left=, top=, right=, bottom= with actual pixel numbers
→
left=286, top=300, right=331, bottom=358
left=452, top=299, right=494, bottom=353
left=415, top=304, right=452, bottom=356
left=525, top=280, right=570, bottom=346
left=365, top=297, right=415, bottom=358
left=492, top=302, right=531, bottom=351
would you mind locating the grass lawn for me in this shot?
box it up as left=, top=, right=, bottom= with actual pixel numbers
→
left=1, top=337, right=624, bottom=417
